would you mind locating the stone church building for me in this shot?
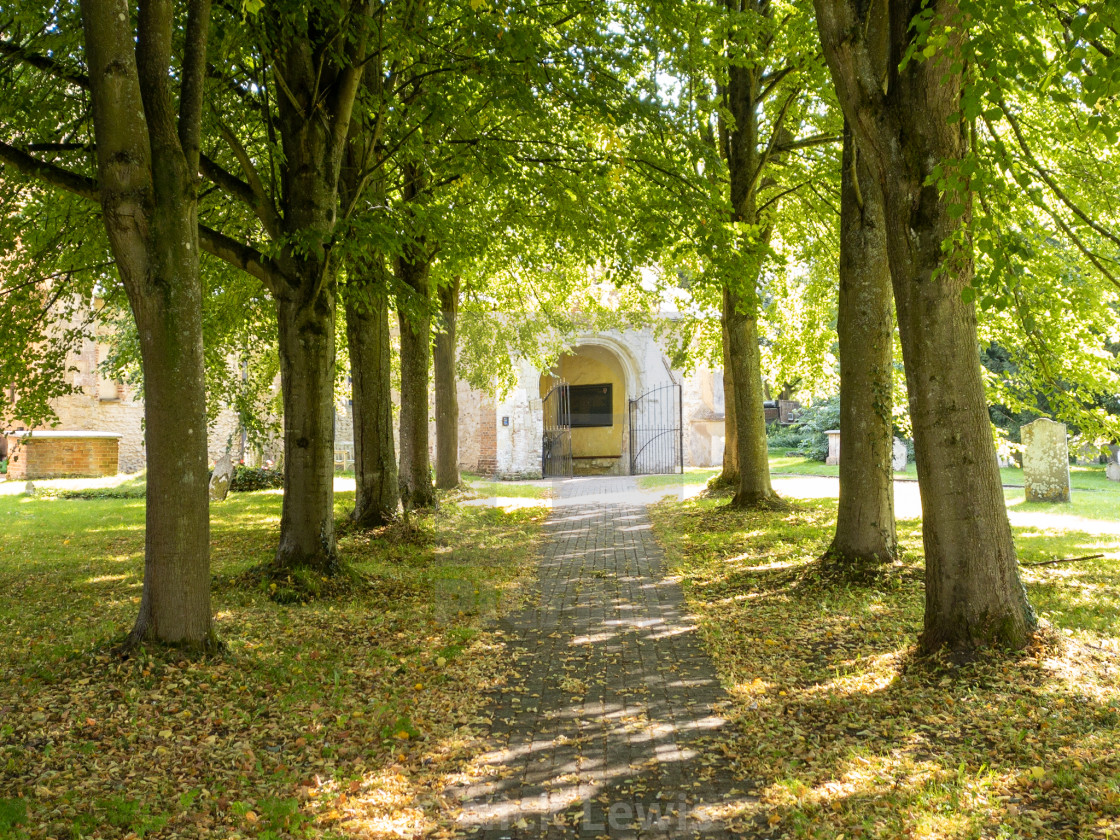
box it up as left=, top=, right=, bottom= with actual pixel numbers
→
left=446, top=328, right=727, bottom=478
left=7, top=314, right=728, bottom=479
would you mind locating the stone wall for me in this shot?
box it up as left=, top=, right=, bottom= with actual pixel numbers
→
left=679, top=365, right=724, bottom=468
left=6, top=432, right=120, bottom=479
left=11, top=328, right=284, bottom=474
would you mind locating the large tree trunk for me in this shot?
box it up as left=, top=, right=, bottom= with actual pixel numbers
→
left=814, top=0, right=1035, bottom=652
left=397, top=250, right=436, bottom=511
left=274, top=291, right=338, bottom=571
left=81, top=0, right=213, bottom=648
left=433, top=276, right=460, bottom=490
left=716, top=309, right=739, bottom=487
left=266, top=18, right=365, bottom=571
left=344, top=270, right=398, bottom=527
left=724, top=283, right=778, bottom=508
left=827, top=124, right=897, bottom=567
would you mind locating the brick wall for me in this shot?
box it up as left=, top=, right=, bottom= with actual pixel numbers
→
left=6, top=435, right=119, bottom=479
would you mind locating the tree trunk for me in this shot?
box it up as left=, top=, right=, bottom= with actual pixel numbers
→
left=397, top=251, right=436, bottom=510
left=265, top=18, right=367, bottom=571
left=344, top=270, right=398, bottom=527
left=814, top=0, right=1035, bottom=652
left=433, top=276, right=460, bottom=490
left=274, top=291, right=338, bottom=572
left=716, top=307, right=739, bottom=487
left=724, top=283, right=778, bottom=508
left=827, top=124, right=897, bottom=567
left=80, top=0, right=214, bottom=648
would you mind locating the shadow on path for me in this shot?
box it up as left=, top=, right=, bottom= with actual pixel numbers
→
left=449, top=479, right=759, bottom=838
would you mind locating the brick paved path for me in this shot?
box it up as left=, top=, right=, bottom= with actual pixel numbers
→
left=451, top=479, right=756, bottom=838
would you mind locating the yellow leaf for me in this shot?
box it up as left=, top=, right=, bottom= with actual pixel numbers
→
left=394, top=730, right=410, bottom=740
left=1028, top=766, right=1045, bottom=780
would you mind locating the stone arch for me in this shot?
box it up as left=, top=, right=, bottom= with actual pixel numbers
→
left=539, top=337, right=639, bottom=476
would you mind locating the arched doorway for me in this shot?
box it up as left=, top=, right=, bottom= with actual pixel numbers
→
left=540, top=344, right=629, bottom=476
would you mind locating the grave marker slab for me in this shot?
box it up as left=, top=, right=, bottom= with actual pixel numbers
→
left=892, top=437, right=907, bottom=472
left=1021, top=418, right=1071, bottom=503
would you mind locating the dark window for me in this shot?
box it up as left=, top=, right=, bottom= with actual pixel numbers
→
left=563, top=383, right=613, bottom=427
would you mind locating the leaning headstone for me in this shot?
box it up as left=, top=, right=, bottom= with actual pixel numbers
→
left=209, top=451, right=234, bottom=502
left=1107, top=445, right=1120, bottom=482
left=1021, top=418, right=1071, bottom=503
left=825, top=430, right=841, bottom=466
left=892, top=437, right=908, bottom=472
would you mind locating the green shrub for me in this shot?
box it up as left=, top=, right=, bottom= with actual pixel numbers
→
left=766, top=421, right=803, bottom=450
left=0, top=457, right=7, bottom=474
left=229, top=465, right=284, bottom=492
left=44, top=486, right=146, bottom=500
left=780, top=396, right=842, bottom=462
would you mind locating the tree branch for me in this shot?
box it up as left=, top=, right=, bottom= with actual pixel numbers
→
left=213, top=121, right=282, bottom=238
left=998, top=98, right=1120, bottom=251
left=0, top=141, right=99, bottom=200
left=757, top=178, right=812, bottom=215
left=178, top=0, right=212, bottom=172
left=198, top=153, right=259, bottom=210
left=197, top=226, right=284, bottom=294
left=0, top=39, right=89, bottom=88
left=774, top=133, right=841, bottom=152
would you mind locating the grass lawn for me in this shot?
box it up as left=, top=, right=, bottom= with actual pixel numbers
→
left=0, top=489, right=547, bottom=838
left=459, top=473, right=554, bottom=500
left=648, top=495, right=1120, bottom=839
left=769, top=449, right=1115, bottom=491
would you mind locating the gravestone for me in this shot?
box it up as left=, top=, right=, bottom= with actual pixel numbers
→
left=1107, top=445, right=1120, bottom=482
left=1021, top=418, right=1071, bottom=503
left=892, top=437, right=907, bottom=472
left=825, top=430, right=841, bottom=466
left=209, top=451, right=234, bottom=502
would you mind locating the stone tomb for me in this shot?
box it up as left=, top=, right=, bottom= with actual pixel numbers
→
left=825, top=430, right=841, bottom=466
left=1021, top=418, right=1071, bottom=503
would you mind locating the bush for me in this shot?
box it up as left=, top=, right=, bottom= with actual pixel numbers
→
left=766, top=422, right=803, bottom=450
left=775, top=396, right=842, bottom=462
left=43, top=486, right=146, bottom=500
left=0, top=458, right=6, bottom=475
left=229, top=465, right=284, bottom=492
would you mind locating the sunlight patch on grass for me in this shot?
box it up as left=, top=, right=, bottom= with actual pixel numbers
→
left=648, top=492, right=1120, bottom=839
left=0, top=491, right=548, bottom=838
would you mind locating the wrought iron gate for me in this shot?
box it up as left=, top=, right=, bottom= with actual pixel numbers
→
left=629, top=382, right=683, bottom=475
left=541, top=383, right=573, bottom=478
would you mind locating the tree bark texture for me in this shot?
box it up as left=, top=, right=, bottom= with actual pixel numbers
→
left=433, top=276, right=460, bottom=490
left=275, top=291, right=339, bottom=571
left=81, top=0, right=214, bottom=648
left=724, top=283, right=777, bottom=508
left=266, top=13, right=366, bottom=570
left=717, top=314, right=739, bottom=487
left=344, top=269, right=399, bottom=527
left=814, top=0, right=1035, bottom=651
left=828, top=124, right=897, bottom=566
left=396, top=212, right=436, bottom=509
